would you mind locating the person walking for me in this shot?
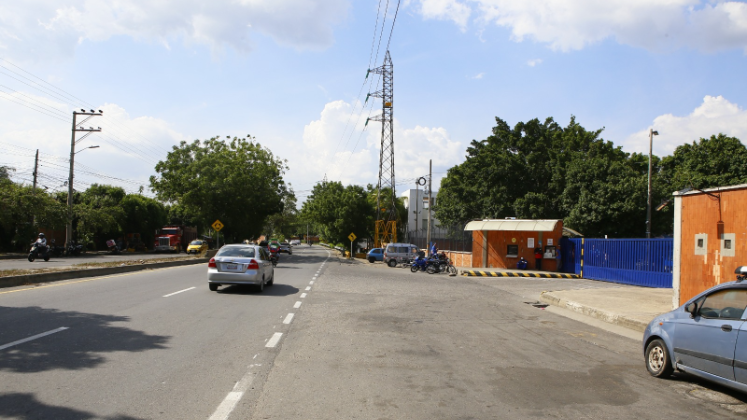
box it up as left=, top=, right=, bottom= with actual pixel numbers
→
left=534, top=248, right=543, bottom=271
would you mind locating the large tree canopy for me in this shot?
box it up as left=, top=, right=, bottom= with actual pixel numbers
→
left=150, top=136, right=289, bottom=241
left=435, top=116, right=675, bottom=238
left=301, top=181, right=374, bottom=245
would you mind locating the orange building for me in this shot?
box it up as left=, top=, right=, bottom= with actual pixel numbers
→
left=465, top=219, right=564, bottom=271
left=673, top=184, right=747, bottom=308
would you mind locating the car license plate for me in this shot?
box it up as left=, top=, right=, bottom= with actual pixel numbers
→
left=225, top=264, right=238, bottom=270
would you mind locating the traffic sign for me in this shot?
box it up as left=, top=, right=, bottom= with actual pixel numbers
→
left=348, top=232, right=357, bottom=242
left=212, top=219, right=224, bottom=232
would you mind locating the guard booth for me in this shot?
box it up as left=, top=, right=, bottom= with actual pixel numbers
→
left=465, top=219, right=564, bottom=271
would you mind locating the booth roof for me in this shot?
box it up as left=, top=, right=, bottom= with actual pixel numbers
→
left=464, top=219, right=561, bottom=232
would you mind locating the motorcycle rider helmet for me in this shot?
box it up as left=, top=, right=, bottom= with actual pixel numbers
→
left=38, top=233, right=45, bottom=238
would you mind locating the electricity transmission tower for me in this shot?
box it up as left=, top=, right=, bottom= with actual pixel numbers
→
left=367, top=51, right=397, bottom=247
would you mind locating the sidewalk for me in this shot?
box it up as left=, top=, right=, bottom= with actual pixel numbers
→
left=539, top=286, right=673, bottom=332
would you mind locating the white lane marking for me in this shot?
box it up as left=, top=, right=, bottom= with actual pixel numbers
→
left=162, top=287, right=195, bottom=298
left=305, top=286, right=311, bottom=291
left=283, top=313, right=294, bottom=324
left=300, top=293, right=307, bottom=298
left=208, top=391, right=243, bottom=420
left=309, top=281, right=314, bottom=285
left=0, top=327, right=69, bottom=351
left=294, top=301, right=302, bottom=309
left=266, top=332, right=283, bottom=348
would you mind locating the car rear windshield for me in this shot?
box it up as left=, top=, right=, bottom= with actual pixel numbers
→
left=217, top=247, right=256, bottom=258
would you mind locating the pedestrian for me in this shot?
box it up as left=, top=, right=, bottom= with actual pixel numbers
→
left=534, top=247, right=543, bottom=271
left=430, top=242, right=438, bottom=257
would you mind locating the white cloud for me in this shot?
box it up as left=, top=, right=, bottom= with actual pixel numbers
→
left=0, top=93, right=183, bottom=195
left=624, top=95, right=747, bottom=157
left=413, top=0, right=747, bottom=52
left=527, top=58, right=542, bottom=67
left=289, top=100, right=463, bottom=199
left=471, top=72, right=485, bottom=79
left=0, top=0, right=349, bottom=61
left=418, top=0, right=472, bottom=29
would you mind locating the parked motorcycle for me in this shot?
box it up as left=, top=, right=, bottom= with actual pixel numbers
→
left=49, top=239, right=65, bottom=257
left=67, top=241, right=84, bottom=256
left=106, top=239, right=122, bottom=255
left=28, top=242, right=50, bottom=262
left=410, top=252, right=439, bottom=273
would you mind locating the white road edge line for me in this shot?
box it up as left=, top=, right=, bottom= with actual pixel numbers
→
left=283, top=313, right=295, bottom=324
left=163, top=287, right=196, bottom=298
left=300, top=293, right=307, bottom=298
left=208, top=391, right=243, bottom=420
left=0, top=327, right=69, bottom=351
left=294, top=301, right=302, bottom=309
left=266, top=332, right=283, bottom=348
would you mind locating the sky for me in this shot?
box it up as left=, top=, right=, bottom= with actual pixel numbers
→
left=1, top=0, right=747, bottom=205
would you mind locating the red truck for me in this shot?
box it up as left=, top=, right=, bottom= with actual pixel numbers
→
left=154, top=225, right=198, bottom=253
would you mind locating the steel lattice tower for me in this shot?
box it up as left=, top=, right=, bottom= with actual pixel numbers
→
left=368, top=51, right=397, bottom=247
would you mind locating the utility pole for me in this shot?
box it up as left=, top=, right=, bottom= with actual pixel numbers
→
left=646, top=128, right=659, bottom=239
left=367, top=51, right=397, bottom=247
left=66, top=110, right=103, bottom=247
left=427, top=159, right=432, bottom=255
left=32, top=149, right=39, bottom=189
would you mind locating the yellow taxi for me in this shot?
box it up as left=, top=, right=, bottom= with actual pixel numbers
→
left=187, top=239, right=209, bottom=254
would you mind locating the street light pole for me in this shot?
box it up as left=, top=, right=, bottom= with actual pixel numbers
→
left=66, top=110, right=103, bottom=247
left=646, top=128, right=659, bottom=239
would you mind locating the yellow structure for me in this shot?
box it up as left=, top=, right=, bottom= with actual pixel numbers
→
left=374, top=220, right=397, bottom=248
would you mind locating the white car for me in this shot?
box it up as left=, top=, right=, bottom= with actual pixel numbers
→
left=290, top=239, right=301, bottom=246
left=207, top=244, right=274, bottom=292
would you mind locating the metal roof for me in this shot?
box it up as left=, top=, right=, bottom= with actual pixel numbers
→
left=464, top=219, right=560, bottom=232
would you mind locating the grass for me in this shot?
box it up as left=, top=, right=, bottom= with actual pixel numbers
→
left=0, top=255, right=202, bottom=278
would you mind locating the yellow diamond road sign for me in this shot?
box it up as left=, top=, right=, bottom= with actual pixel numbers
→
left=212, top=219, right=224, bottom=232
left=348, top=232, right=357, bottom=242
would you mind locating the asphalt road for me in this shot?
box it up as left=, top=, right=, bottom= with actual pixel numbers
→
left=0, top=246, right=328, bottom=419
left=2, top=247, right=746, bottom=419
left=0, top=252, right=193, bottom=271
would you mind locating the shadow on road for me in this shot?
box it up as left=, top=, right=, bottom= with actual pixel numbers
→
left=217, top=283, right=299, bottom=297
left=0, top=306, right=170, bottom=373
left=0, top=393, right=146, bottom=420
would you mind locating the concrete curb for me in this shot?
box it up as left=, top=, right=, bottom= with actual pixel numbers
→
left=539, top=291, right=649, bottom=332
left=463, top=270, right=579, bottom=279
left=0, top=258, right=208, bottom=289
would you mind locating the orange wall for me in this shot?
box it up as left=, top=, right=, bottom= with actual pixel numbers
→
left=444, top=251, right=472, bottom=267
left=680, top=188, right=747, bottom=303
left=471, top=222, right=563, bottom=271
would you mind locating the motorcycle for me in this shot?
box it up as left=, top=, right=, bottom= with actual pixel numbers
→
left=49, top=239, right=65, bottom=257
left=106, top=239, right=122, bottom=255
left=67, top=241, right=84, bottom=256
left=28, top=242, right=50, bottom=262
left=410, top=252, right=439, bottom=273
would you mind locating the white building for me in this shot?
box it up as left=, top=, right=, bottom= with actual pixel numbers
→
left=400, top=188, right=446, bottom=236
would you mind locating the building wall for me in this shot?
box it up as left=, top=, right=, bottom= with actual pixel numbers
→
left=678, top=186, right=747, bottom=304
left=470, top=222, right=563, bottom=271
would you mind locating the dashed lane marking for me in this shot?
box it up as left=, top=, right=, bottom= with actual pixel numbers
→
left=305, top=286, right=311, bottom=291
left=0, top=327, right=69, bottom=351
left=283, top=313, right=294, bottom=324
left=266, top=332, right=283, bottom=348
left=163, top=286, right=195, bottom=297
left=300, top=293, right=307, bottom=298
left=293, top=301, right=302, bottom=309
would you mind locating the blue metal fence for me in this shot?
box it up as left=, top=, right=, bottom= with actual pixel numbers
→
left=560, top=238, right=673, bottom=288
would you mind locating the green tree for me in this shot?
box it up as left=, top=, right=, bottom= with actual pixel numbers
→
left=301, top=181, right=374, bottom=245
left=150, top=136, right=288, bottom=242
left=0, top=179, right=66, bottom=250
left=660, top=134, right=747, bottom=190
left=120, top=194, right=168, bottom=248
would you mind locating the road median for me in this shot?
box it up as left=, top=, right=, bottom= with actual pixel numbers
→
left=0, top=257, right=209, bottom=289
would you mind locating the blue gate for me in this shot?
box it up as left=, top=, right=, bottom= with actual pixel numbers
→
left=560, top=238, right=672, bottom=288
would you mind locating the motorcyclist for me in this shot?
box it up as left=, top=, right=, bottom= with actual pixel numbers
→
left=35, top=233, right=47, bottom=248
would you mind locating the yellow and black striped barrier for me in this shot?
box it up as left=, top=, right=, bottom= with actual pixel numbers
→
left=462, top=270, right=579, bottom=279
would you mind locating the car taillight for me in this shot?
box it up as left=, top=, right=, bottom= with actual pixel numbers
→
left=246, top=260, right=259, bottom=270
left=208, top=258, right=216, bottom=268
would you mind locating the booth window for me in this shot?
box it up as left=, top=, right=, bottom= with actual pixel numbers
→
left=721, top=233, right=735, bottom=257
left=694, top=234, right=707, bottom=256
left=507, top=245, right=518, bottom=257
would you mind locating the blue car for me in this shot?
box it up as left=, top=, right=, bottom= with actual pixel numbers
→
left=643, top=266, right=747, bottom=393
left=367, top=248, right=384, bottom=263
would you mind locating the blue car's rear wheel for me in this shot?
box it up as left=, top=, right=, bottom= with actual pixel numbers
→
left=645, top=338, right=673, bottom=377
left=369, top=257, right=376, bottom=263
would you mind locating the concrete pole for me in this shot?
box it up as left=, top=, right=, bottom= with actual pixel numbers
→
left=646, top=128, right=657, bottom=239
left=66, top=112, right=77, bottom=247
left=426, top=159, right=432, bottom=255
left=32, top=149, right=38, bottom=189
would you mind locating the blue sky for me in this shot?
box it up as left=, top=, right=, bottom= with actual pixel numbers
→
left=1, top=0, right=747, bottom=204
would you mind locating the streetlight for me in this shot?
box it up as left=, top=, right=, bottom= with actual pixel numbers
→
left=75, top=145, right=100, bottom=154
left=646, top=128, right=659, bottom=239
